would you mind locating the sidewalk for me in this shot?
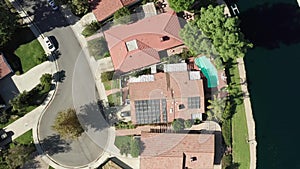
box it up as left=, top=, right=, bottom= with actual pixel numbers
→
left=237, top=58, right=257, bottom=169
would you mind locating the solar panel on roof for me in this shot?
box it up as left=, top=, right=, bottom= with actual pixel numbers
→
left=135, top=99, right=161, bottom=124
left=188, top=97, right=200, bottom=109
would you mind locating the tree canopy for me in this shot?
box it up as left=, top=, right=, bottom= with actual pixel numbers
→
left=179, top=21, right=218, bottom=57
left=168, top=0, right=195, bottom=12
left=70, top=0, right=90, bottom=16
left=207, top=95, right=226, bottom=122
left=114, top=7, right=131, bottom=24
left=52, top=108, right=84, bottom=140
left=196, top=5, right=253, bottom=61
left=172, top=118, right=185, bottom=131
left=0, top=2, right=19, bottom=48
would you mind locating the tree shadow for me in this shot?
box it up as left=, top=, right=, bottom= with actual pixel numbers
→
left=240, top=3, right=300, bottom=49
left=52, top=70, right=66, bottom=83
left=77, top=101, right=110, bottom=132
left=38, top=134, right=72, bottom=156
left=226, top=162, right=240, bottom=169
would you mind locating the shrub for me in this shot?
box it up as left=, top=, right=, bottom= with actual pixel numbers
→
left=70, top=0, right=90, bottom=16
left=222, top=119, right=232, bottom=146
left=194, top=118, right=201, bottom=124
left=132, top=68, right=151, bottom=77
left=120, top=142, right=130, bottom=156
left=0, top=112, right=9, bottom=124
left=81, top=21, right=101, bottom=37
left=130, top=138, right=140, bottom=157
left=172, top=118, right=184, bottom=132
left=35, top=53, right=48, bottom=63
left=114, top=7, right=131, bottom=24
left=101, top=71, right=115, bottom=82
left=184, top=119, right=192, bottom=128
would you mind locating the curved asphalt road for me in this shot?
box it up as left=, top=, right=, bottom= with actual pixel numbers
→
left=20, top=0, right=107, bottom=167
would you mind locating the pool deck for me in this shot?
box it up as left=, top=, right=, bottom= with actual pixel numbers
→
left=237, top=58, right=257, bottom=169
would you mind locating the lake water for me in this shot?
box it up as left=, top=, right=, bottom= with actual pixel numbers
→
left=237, top=0, right=300, bottom=168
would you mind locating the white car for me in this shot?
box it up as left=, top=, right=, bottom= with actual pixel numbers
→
left=43, top=36, right=56, bottom=52
left=47, top=0, right=58, bottom=10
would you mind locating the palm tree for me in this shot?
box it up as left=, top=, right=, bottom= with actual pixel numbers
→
left=207, top=95, right=226, bottom=123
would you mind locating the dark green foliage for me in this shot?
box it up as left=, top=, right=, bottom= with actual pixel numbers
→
left=179, top=21, right=218, bottom=57
left=172, top=118, right=185, bottom=132
left=222, top=101, right=233, bottom=120
left=70, top=0, right=90, bottom=16
left=0, top=112, right=9, bottom=124
left=87, top=37, right=110, bottom=60
left=40, top=73, right=52, bottom=91
left=197, top=5, right=253, bottom=61
left=222, top=154, right=232, bottom=169
left=222, top=119, right=232, bottom=146
left=194, top=118, right=201, bottom=124
left=4, top=144, right=35, bottom=169
left=81, top=21, right=101, bottom=37
left=114, top=7, right=131, bottom=24
left=132, top=68, right=151, bottom=77
left=101, top=71, right=115, bottom=82
left=130, top=138, right=140, bottom=157
left=168, top=0, right=195, bottom=12
left=184, top=119, right=192, bottom=128
left=10, top=90, right=30, bottom=113
left=0, top=2, right=19, bottom=48
left=115, top=121, right=135, bottom=129
left=35, top=54, right=48, bottom=63
left=178, top=48, right=193, bottom=60
left=120, top=141, right=131, bottom=156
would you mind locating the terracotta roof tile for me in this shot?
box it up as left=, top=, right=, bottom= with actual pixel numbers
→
left=0, top=53, right=12, bottom=79
left=140, top=132, right=215, bottom=169
left=104, top=12, right=183, bottom=73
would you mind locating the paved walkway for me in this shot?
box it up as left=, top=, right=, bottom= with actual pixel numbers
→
left=237, top=58, right=257, bottom=169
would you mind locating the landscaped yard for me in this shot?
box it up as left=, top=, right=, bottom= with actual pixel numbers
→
left=14, top=39, right=45, bottom=73
left=107, top=91, right=121, bottom=107
left=87, top=37, right=110, bottom=60
left=14, top=129, right=33, bottom=145
left=114, top=136, right=139, bottom=157
left=230, top=61, right=250, bottom=169
left=103, top=80, right=120, bottom=90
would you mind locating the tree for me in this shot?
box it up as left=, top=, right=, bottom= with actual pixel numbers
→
left=10, top=90, right=30, bottom=113
left=130, top=138, right=139, bottom=157
left=184, top=119, right=192, bottom=128
left=52, top=108, right=84, bottom=140
left=0, top=2, right=19, bottom=47
left=120, top=142, right=130, bottom=156
left=207, top=95, right=226, bottom=122
left=196, top=5, right=253, bottom=62
left=114, top=7, right=131, bottom=24
left=172, top=118, right=184, bottom=132
left=40, top=73, right=52, bottom=88
left=70, top=0, right=90, bottom=16
left=5, top=144, right=35, bottom=169
left=168, top=0, right=195, bottom=12
left=101, top=71, right=115, bottom=82
left=179, top=21, right=219, bottom=57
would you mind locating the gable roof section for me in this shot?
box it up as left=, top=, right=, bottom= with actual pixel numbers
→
left=0, top=53, right=12, bottom=80
left=140, top=132, right=215, bottom=169
left=104, top=12, right=183, bottom=73
left=91, top=0, right=137, bottom=22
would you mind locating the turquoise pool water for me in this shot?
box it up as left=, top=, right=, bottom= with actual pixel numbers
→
left=194, top=56, right=219, bottom=88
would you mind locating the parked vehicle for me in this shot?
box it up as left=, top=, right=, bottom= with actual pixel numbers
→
left=47, top=0, right=58, bottom=10
left=43, top=36, right=56, bottom=52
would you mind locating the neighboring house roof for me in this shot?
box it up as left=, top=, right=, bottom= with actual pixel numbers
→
left=99, top=157, right=132, bottom=169
left=104, top=11, right=183, bottom=73
left=140, top=132, right=215, bottom=169
left=129, top=71, right=205, bottom=124
left=0, top=53, right=13, bottom=80
left=91, top=0, right=137, bottom=22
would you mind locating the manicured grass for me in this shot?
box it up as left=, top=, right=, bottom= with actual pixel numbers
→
left=115, top=136, right=132, bottom=149
left=87, top=37, right=110, bottom=60
left=48, top=166, right=55, bottom=169
left=14, top=39, right=45, bottom=73
left=229, top=61, right=250, bottom=169
left=14, top=130, right=33, bottom=145
left=103, top=80, right=120, bottom=90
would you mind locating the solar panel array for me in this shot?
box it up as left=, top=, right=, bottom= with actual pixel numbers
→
left=135, top=99, right=161, bottom=124
left=188, top=97, right=200, bottom=109
left=161, top=99, right=167, bottom=122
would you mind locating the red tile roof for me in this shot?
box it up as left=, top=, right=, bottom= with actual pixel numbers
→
left=91, top=0, right=137, bottom=22
left=104, top=12, right=183, bottom=73
left=129, top=72, right=205, bottom=124
left=0, top=53, right=12, bottom=79
left=140, top=132, right=215, bottom=169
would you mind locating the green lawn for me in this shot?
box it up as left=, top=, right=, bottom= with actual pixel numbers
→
left=103, top=80, right=120, bottom=90
left=114, top=136, right=139, bottom=157
left=115, top=136, right=132, bottom=149
left=14, top=39, right=45, bottom=73
left=14, top=130, right=33, bottom=145
left=87, top=37, right=110, bottom=60
left=230, top=61, right=250, bottom=169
